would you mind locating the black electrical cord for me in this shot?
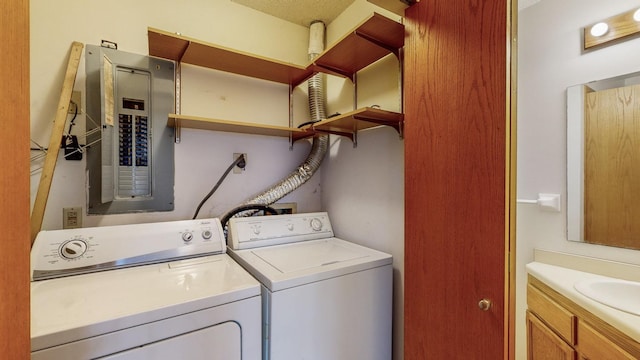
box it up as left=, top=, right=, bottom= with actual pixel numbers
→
left=297, top=112, right=342, bottom=129
left=67, top=100, right=78, bottom=134
left=192, top=154, right=245, bottom=219
left=221, top=204, right=279, bottom=237
left=221, top=204, right=279, bottom=229
left=297, top=120, right=318, bottom=129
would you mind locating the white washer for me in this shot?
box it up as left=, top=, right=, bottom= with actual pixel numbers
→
left=227, top=212, right=393, bottom=360
left=31, top=218, right=261, bottom=360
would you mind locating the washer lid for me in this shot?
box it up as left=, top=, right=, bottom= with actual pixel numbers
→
left=254, top=239, right=368, bottom=273
left=229, top=238, right=392, bottom=292
left=31, top=254, right=260, bottom=352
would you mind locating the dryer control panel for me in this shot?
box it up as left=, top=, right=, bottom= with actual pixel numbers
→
left=31, top=218, right=226, bottom=281
left=228, top=212, right=334, bottom=250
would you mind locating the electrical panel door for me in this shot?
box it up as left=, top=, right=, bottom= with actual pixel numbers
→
left=86, top=45, right=175, bottom=214
left=115, top=69, right=152, bottom=199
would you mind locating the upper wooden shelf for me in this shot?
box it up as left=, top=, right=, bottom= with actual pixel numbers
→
left=151, top=14, right=404, bottom=143
left=366, top=0, right=412, bottom=16
left=167, top=114, right=313, bottom=139
left=148, top=28, right=312, bottom=85
left=311, top=13, right=405, bottom=80
left=147, top=12, right=404, bottom=86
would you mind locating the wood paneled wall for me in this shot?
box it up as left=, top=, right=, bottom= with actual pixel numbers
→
left=0, top=0, right=31, bottom=358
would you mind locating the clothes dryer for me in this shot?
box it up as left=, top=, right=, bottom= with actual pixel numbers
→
left=227, top=212, right=392, bottom=360
left=31, top=218, right=261, bottom=360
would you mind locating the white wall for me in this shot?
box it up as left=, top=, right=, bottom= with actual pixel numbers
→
left=517, top=0, right=640, bottom=358
left=30, top=0, right=319, bottom=228
left=321, top=3, right=405, bottom=359
left=30, top=0, right=405, bottom=359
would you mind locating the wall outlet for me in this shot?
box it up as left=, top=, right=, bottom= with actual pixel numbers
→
left=68, top=91, right=81, bottom=114
left=233, top=153, right=247, bottom=174
left=271, top=202, right=297, bottom=214
left=63, top=207, right=83, bottom=229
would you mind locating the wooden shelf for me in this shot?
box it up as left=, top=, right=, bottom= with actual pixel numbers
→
left=168, top=114, right=313, bottom=139
left=306, top=107, right=403, bottom=144
left=149, top=13, right=404, bottom=143
left=167, top=107, right=403, bottom=144
left=148, top=12, right=404, bottom=85
left=148, top=28, right=312, bottom=85
left=311, top=13, right=405, bottom=80
left=366, top=0, right=412, bottom=16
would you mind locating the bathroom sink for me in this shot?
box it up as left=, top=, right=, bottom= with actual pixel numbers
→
left=574, top=278, right=640, bottom=316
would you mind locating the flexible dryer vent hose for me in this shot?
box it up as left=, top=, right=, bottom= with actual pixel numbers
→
left=220, top=21, right=329, bottom=222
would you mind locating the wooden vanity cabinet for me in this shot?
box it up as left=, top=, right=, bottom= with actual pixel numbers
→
left=527, top=276, right=640, bottom=360
left=577, top=321, right=636, bottom=360
left=526, top=310, right=576, bottom=360
left=526, top=281, right=576, bottom=360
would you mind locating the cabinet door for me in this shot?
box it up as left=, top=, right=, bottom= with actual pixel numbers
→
left=578, top=321, right=636, bottom=360
left=404, top=0, right=515, bottom=358
left=527, top=311, right=576, bottom=360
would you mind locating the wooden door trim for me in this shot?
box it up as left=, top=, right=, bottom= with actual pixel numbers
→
left=506, top=0, right=518, bottom=358
left=0, top=0, right=30, bottom=357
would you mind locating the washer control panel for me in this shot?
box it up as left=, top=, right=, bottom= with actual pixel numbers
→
left=31, top=218, right=226, bottom=281
left=227, top=212, right=333, bottom=250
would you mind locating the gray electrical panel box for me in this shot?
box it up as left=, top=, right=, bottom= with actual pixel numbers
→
left=85, top=45, right=175, bottom=214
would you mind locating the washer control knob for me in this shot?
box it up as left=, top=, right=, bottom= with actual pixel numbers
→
left=202, top=229, right=212, bottom=240
left=252, top=226, right=261, bottom=235
left=310, top=218, right=323, bottom=231
left=60, top=240, right=88, bottom=259
left=182, top=232, right=194, bottom=243
left=287, top=223, right=294, bottom=231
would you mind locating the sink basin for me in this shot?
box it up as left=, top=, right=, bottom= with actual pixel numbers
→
left=574, top=278, right=640, bottom=316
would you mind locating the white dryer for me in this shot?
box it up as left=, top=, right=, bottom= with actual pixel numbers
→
left=227, top=212, right=393, bottom=360
left=31, top=218, right=261, bottom=360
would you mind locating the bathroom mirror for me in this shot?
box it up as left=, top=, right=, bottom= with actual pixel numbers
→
left=567, top=70, right=640, bottom=250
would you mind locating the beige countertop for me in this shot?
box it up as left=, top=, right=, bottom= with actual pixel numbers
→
left=527, top=259, right=640, bottom=343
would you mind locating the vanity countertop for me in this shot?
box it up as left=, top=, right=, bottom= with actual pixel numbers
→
left=527, top=261, right=640, bottom=343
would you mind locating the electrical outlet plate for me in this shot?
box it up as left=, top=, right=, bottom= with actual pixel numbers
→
left=271, top=202, right=297, bottom=214
left=63, top=207, right=83, bottom=229
left=233, top=153, right=247, bottom=174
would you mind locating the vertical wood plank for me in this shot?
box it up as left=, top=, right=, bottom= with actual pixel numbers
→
left=0, top=0, right=30, bottom=357
left=404, top=0, right=511, bottom=358
left=30, top=41, right=84, bottom=244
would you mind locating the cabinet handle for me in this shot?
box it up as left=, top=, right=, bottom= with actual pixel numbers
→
left=478, top=298, right=492, bottom=311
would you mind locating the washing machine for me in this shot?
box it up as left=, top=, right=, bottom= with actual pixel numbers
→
left=227, top=212, right=393, bottom=360
left=30, top=218, right=261, bottom=360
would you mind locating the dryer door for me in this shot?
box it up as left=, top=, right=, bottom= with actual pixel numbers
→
left=100, top=321, right=241, bottom=360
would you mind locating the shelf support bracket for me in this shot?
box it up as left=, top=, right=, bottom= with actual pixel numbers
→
left=174, top=118, right=182, bottom=143
left=312, top=63, right=352, bottom=80
left=174, top=62, right=182, bottom=144
left=355, top=30, right=400, bottom=58
left=313, top=128, right=357, bottom=147
left=289, top=83, right=294, bottom=150
left=352, top=115, right=404, bottom=137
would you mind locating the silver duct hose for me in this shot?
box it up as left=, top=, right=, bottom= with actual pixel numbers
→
left=220, top=21, right=329, bottom=221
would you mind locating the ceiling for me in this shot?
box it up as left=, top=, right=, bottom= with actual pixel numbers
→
left=231, top=0, right=357, bottom=26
